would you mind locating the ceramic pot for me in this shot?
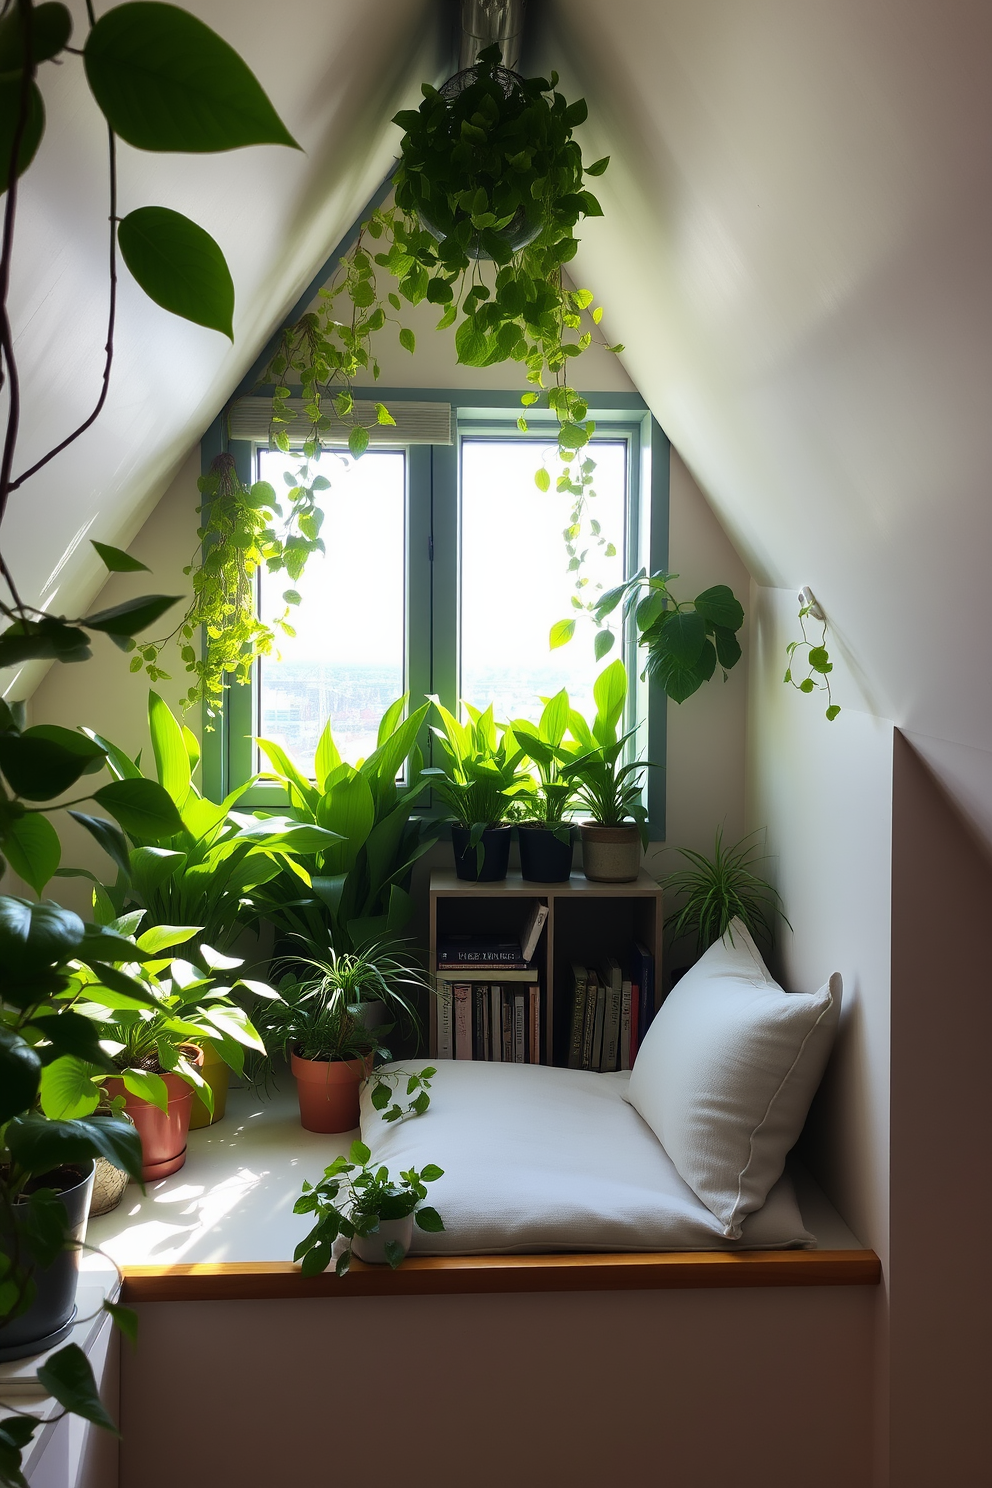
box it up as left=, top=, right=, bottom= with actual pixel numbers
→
left=0, top=1161, right=94, bottom=1361
left=518, top=823, right=574, bottom=883
left=579, top=823, right=642, bottom=883
left=105, top=1045, right=204, bottom=1181
left=451, top=824, right=511, bottom=882
left=351, top=1213, right=415, bottom=1266
left=291, top=1052, right=368, bottom=1134
left=188, top=1041, right=230, bottom=1130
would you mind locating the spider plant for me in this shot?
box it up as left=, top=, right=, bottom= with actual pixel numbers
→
left=255, top=954, right=393, bottom=1064
left=663, top=828, right=790, bottom=955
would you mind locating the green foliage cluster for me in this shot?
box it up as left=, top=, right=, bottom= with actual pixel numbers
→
left=556, top=660, right=652, bottom=841
left=785, top=597, right=840, bottom=721
left=586, top=570, right=746, bottom=703
left=294, top=1139, right=444, bottom=1277
left=663, top=828, right=789, bottom=955
left=424, top=697, right=530, bottom=836
left=510, top=688, right=582, bottom=834
left=255, top=697, right=438, bottom=956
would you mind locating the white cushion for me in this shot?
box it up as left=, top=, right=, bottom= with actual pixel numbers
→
left=360, top=1059, right=813, bottom=1254
left=626, top=919, right=840, bottom=1238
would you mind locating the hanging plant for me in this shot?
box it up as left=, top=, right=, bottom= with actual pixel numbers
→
left=260, top=45, right=622, bottom=611
left=785, top=589, right=840, bottom=720
left=138, top=453, right=326, bottom=718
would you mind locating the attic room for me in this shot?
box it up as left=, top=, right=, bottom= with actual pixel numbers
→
left=0, top=1, right=989, bottom=1485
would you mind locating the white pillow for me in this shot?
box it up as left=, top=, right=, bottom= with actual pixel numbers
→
left=626, top=919, right=840, bottom=1238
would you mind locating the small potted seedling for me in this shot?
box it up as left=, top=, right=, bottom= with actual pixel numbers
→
left=294, top=1141, right=444, bottom=1274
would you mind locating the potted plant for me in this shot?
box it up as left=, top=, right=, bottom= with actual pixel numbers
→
left=256, top=696, right=438, bottom=961
left=424, top=698, right=529, bottom=881
left=559, top=661, right=652, bottom=883
left=664, top=828, right=790, bottom=971
left=511, top=689, right=581, bottom=882
left=256, top=963, right=387, bottom=1134
left=73, top=922, right=270, bottom=1180
left=293, top=1140, right=444, bottom=1275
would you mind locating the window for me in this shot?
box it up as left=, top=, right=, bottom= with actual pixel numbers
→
left=209, top=392, right=667, bottom=834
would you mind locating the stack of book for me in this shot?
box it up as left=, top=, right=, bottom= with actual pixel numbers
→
left=435, top=904, right=547, bottom=1064
left=566, top=942, right=655, bottom=1073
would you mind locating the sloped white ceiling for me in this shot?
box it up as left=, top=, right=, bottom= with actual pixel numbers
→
left=2, top=0, right=442, bottom=696
left=541, top=0, right=992, bottom=848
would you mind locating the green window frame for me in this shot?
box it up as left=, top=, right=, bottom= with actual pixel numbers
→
left=200, top=388, right=669, bottom=837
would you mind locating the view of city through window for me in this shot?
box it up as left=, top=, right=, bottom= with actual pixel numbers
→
left=257, top=448, right=406, bottom=774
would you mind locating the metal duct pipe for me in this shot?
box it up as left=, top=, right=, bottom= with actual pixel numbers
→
left=458, top=0, right=528, bottom=72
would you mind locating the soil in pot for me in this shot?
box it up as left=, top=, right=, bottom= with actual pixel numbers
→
left=579, top=823, right=642, bottom=883
left=0, top=1162, right=95, bottom=1362
left=188, top=1042, right=230, bottom=1130
left=291, top=1052, right=369, bottom=1134
left=518, top=824, right=574, bottom=883
left=451, top=824, right=511, bottom=882
left=105, top=1046, right=204, bottom=1181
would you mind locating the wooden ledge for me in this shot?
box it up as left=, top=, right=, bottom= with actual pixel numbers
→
left=121, top=1247, right=880, bottom=1303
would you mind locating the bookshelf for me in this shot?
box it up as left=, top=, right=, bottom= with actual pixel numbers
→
left=429, top=869, right=664, bottom=1066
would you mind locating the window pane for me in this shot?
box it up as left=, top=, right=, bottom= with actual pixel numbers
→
left=460, top=439, right=627, bottom=726
left=256, top=448, right=405, bottom=774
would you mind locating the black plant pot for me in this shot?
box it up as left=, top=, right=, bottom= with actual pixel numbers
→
left=451, top=824, right=511, bottom=882
left=0, top=1161, right=95, bottom=1361
left=518, top=824, right=574, bottom=883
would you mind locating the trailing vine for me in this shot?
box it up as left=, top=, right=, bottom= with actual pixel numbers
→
left=784, top=590, right=840, bottom=720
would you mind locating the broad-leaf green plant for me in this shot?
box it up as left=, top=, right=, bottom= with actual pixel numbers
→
left=294, top=1139, right=444, bottom=1276
left=423, top=697, right=530, bottom=844
left=510, top=687, right=581, bottom=841
left=255, top=697, right=437, bottom=957
left=558, top=661, right=652, bottom=845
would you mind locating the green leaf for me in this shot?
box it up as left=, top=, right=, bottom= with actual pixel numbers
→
left=800, top=678, right=816, bottom=693
left=123, top=1068, right=169, bottom=1113
left=549, top=619, right=575, bottom=650
left=37, top=1344, right=120, bottom=1437
left=118, top=207, right=234, bottom=339
left=693, top=584, right=744, bottom=632
left=398, top=327, right=416, bottom=354
left=3, top=812, right=60, bottom=893
left=93, top=778, right=185, bottom=839
left=713, top=627, right=743, bottom=671
left=349, top=1138, right=371, bottom=1166
left=0, top=726, right=105, bottom=799
left=414, top=1205, right=444, bottom=1233
left=585, top=155, right=610, bottom=176
left=103, top=1300, right=139, bottom=1347
left=645, top=646, right=710, bottom=705
left=67, top=813, right=131, bottom=879
left=0, top=1028, right=41, bottom=1123
left=0, top=76, right=44, bottom=194
left=826, top=704, right=841, bottom=721
left=84, top=3, right=299, bottom=153
left=592, top=658, right=628, bottom=741
left=535, top=467, right=551, bottom=493
left=808, top=645, right=833, bottom=674
left=135, top=923, right=199, bottom=954
left=0, top=897, right=85, bottom=975
left=32, top=1010, right=115, bottom=1071
left=84, top=592, right=181, bottom=639
left=0, top=2, right=72, bottom=69
left=90, top=540, right=149, bottom=574
left=39, top=1056, right=101, bottom=1120
left=383, top=1239, right=405, bottom=1269
left=147, top=690, right=191, bottom=806
left=656, top=610, right=706, bottom=664
left=0, top=618, right=90, bottom=667
left=594, top=628, right=615, bottom=662
left=348, top=425, right=369, bottom=458
left=5, top=1113, right=143, bottom=1183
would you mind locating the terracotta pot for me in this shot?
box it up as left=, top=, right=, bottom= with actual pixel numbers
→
left=188, top=1041, right=230, bottom=1130
left=352, top=1213, right=415, bottom=1265
left=579, top=823, right=642, bottom=883
left=291, top=1051, right=368, bottom=1134
left=0, top=1161, right=95, bottom=1361
left=105, top=1046, right=204, bottom=1181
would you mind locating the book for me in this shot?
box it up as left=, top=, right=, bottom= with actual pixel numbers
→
left=474, top=984, right=492, bottom=1060
left=520, top=902, right=549, bottom=963
left=619, top=978, right=632, bottom=1070
left=629, top=982, right=640, bottom=1065
left=501, top=992, right=513, bottom=1062
left=513, top=991, right=526, bottom=1063
left=634, top=941, right=655, bottom=1038
left=490, top=983, right=503, bottom=1062
left=600, top=955, right=623, bottom=1071
left=437, top=936, right=531, bottom=969
left=590, top=978, right=607, bottom=1070
left=454, top=982, right=473, bottom=1059
left=580, top=973, right=599, bottom=1070
left=566, top=964, right=588, bottom=1069
left=528, top=985, right=541, bottom=1063
left=436, top=981, right=454, bottom=1059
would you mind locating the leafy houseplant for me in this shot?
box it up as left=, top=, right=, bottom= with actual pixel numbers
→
left=256, top=697, right=437, bottom=959
left=511, top=688, right=581, bottom=883
left=663, top=829, right=789, bottom=960
left=294, top=1140, right=444, bottom=1275
left=558, top=661, right=652, bottom=883
left=785, top=589, right=841, bottom=721
left=0, top=3, right=296, bottom=1474
left=424, top=699, right=529, bottom=882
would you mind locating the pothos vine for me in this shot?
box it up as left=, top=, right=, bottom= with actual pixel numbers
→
left=785, top=590, right=841, bottom=721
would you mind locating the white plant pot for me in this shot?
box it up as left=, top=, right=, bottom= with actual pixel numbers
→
left=351, top=1213, right=415, bottom=1265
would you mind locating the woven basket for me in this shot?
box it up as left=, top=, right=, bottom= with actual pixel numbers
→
left=89, top=1156, right=129, bottom=1217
